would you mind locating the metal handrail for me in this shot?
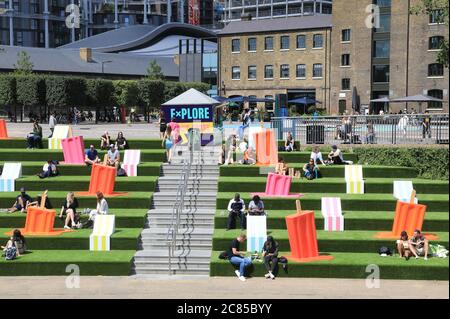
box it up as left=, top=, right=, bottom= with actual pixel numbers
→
left=166, top=130, right=196, bottom=275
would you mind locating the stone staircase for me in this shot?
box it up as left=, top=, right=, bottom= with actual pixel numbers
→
left=132, top=145, right=220, bottom=276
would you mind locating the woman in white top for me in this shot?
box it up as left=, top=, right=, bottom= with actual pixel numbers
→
left=89, top=191, right=109, bottom=221
left=310, top=146, right=326, bottom=165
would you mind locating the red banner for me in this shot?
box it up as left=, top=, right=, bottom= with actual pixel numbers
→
left=188, top=0, right=200, bottom=25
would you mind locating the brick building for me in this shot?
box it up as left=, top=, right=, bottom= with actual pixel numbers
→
left=218, top=15, right=332, bottom=114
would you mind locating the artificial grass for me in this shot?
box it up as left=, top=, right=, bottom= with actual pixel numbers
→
left=212, top=229, right=449, bottom=253
left=218, top=177, right=449, bottom=194
left=278, top=152, right=358, bottom=163
left=14, top=175, right=158, bottom=192
left=219, top=165, right=418, bottom=178
left=0, top=191, right=153, bottom=209
left=0, top=209, right=148, bottom=229
left=0, top=250, right=135, bottom=276
left=216, top=192, right=449, bottom=212
left=210, top=251, right=449, bottom=280
left=0, top=148, right=166, bottom=162
left=1, top=161, right=162, bottom=176
left=213, top=210, right=449, bottom=232
left=0, top=227, right=141, bottom=250
left=0, top=138, right=163, bottom=150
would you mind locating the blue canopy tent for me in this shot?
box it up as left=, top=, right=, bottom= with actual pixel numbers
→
left=288, top=97, right=322, bottom=114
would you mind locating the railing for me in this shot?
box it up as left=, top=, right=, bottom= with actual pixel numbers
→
left=166, top=130, right=196, bottom=275
left=271, top=113, right=449, bottom=146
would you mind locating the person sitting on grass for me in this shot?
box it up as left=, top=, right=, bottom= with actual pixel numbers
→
left=7, top=187, right=33, bottom=213
left=60, top=192, right=80, bottom=230
left=285, top=132, right=295, bottom=152
left=26, top=120, right=43, bottom=149
left=1, top=229, right=27, bottom=259
left=303, top=158, right=320, bottom=180
left=263, top=236, right=279, bottom=280
left=241, top=146, right=256, bottom=165
left=26, top=192, right=52, bottom=210
left=410, top=229, right=429, bottom=261
left=226, top=193, right=246, bottom=231
left=100, top=131, right=111, bottom=150
left=106, top=144, right=121, bottom=170
left=327, top=145, right=353, bottom=165
left=397, top=231, right=419, bottom=260
left=85, top=144, right=101, bottom=165
left=37, top=160, right=59, bottom=179
left=310, top=146, right=326, bottom=165
left=229, top=233, right=252, bottom=282
left=276, top=157, right=288, bottom=175
left=115, top=131, right=128, bottom=150
left=88, top=191, right=109, bottom=222
left=248, top=195, right=265, bottom=216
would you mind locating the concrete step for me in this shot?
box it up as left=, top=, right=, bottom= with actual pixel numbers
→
left=134, top=249, right=211, bottom=259
left=132, top=267, right=210, bottom=275
left=139, top=242, right=212, bottom=250
left=146, top=221, right=214, bottom=229
left=146, top=208, right=215, bottom=216
left=152, top=203, right=217, bottom=210
left=133, top=261, right=211, bottom=269
left=156, top=185, right=218, bottom=192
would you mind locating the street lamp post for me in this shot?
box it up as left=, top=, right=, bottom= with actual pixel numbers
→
left=101, top=60, right=113, bottom=74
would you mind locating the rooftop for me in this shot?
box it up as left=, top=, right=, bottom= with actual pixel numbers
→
left=218, top=15, right=333, bottom=36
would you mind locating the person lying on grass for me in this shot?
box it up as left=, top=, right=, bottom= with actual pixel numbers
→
left=397, top=231, right=419, bottom=260
left=59, top=192, right=80, bottom=230
left=1, top=229, right=27, bottom=258
left=37, top=160, right=59, bottom=179
left=7, top=187, right=33, bottom=213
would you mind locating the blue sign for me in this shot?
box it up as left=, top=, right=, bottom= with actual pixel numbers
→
left=164, top=105, right=213, bottom=123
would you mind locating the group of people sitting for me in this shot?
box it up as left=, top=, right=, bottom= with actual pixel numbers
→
left=3, top=188, right=109, bottom=230
left=397, top=229, right=429, bottom=261
left=226, top=193, right=265, bottom=231
left=100, top=131, right=128, bottom=150
left=225, top=233, right=280, bottom=282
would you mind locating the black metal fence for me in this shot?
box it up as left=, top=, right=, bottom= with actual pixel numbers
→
left=271, top=114, right=449, bottom=145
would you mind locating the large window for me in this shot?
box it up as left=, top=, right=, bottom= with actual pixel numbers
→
left=296, top=64, right=306, bottom=78
left=248, top=38, right=257, bottom=52
left=373, top=65, right=390, bottom=83
left=264, top=65, right=273, bottom=79
left=231, top=39, right=240, bottom=53
left=428, top=89, right=443, bottom=109
left=341, top=54, right=351, bottom=66
left=373, top=40, right=390, bottom=58
left=342, top=78, right=351, bottom=91
left=429, top=36, right=444, bottom=50
left=313, top=34, right=323, bottom=48
left=280, top=36, right=290, bottom=50
left=296, top=35, right=306, bottom=49
left=280, top=64, right=290, bottom=78
left=313, top=64, right=323, bottom=78
left=248, top=65, right=257, bottom=79
left=341, top=29, right=351, bottom=42
left=428, top=63, right=444, bottom=77
left=430, top=10, right=445, bottom=24
left=375, top=0, right=391, bottom=7
left=375, top=14, right=391, bottom=33
left=264, top=37, right=273, bottom=50
left=231, top=66, right=240, bottom=80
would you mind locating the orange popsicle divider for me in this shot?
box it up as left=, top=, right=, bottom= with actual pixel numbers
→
left=285, top=199, right=334, bottom=263
left=0, top=119, right=11, bottom=139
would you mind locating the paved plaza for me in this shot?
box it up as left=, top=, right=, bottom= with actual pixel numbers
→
left=0, top=276, right=447, bottom=299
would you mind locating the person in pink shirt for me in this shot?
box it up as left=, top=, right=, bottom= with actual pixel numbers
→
left=168, top=118, right=180, bottom=146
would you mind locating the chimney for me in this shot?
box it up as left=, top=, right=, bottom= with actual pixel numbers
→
left=80, top=48, right=92, bottom=62
left=241, top=13, right=252, bottom=21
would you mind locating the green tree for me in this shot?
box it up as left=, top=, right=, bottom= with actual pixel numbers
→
left=146, top=60, right=165, bottom=80
left=13, top=51, right=34, bottom=75
left=411, top=0, right=449, bottom=67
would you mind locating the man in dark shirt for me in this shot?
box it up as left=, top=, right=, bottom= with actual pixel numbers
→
left=228, top=234, right=252, bottom=281
left=26, top=121, right=43, bottom=149
left=7, top=187, right=33, bottom=213
left=85, top=144, right=101, bottom=165
left=410, top=229, right=429, bottom=260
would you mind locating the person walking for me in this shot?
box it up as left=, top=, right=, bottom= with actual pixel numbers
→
left=48, top=112, right=57, bottom=138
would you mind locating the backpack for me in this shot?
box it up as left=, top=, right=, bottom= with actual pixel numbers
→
left=117, top=168, right=127, bottom=177
left=81, top=219, right=94, bottom=229
left=5, top=246, right=17, bottom=260
left=378, top=246, right=392, bottom=256
left=219, top=251, right=230, bottom=260
left=279, top=256, right=288, bottom=273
